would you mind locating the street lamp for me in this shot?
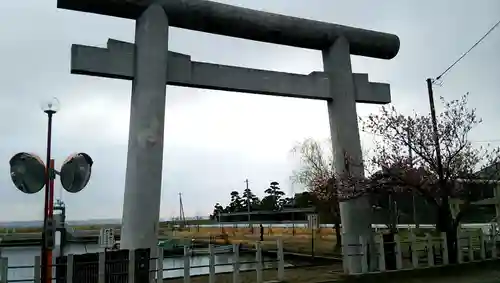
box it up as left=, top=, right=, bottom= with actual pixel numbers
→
left=40, top=97, right=60, bottom=283
left=8, top=98, right=94, bottom=283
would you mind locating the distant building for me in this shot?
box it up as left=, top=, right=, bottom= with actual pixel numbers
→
left=371, top=162, right=500, bottom=225
left=218, top=207, right=316, bottom=223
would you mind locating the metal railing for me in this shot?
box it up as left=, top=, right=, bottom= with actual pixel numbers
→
left=342, top=230, right=499, bottom=275
left=0, top=240, right=286, bottom=283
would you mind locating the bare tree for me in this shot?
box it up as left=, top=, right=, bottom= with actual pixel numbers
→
left=361, top=93, right=500, bottom=262
left=290, top=138, right=343, bottom=249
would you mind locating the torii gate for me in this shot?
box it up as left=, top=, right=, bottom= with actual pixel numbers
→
left=57, top=0, right=400, bottom=273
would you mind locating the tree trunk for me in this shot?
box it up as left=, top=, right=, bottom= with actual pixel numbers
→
left=332, top=200, right=342, bottom=251
left=436, top=204, right=458, bottom=263
left=334, top=219, right=342, bottom=251
left=447, top=224, right=458, bottom=264
left=388, top=199, right=398, bottom=234
left=383, top=232, right=397, bottom=270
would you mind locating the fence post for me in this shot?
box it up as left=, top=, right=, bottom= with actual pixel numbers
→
left=492, top=232, right=497, bottom=259
left=425, top=233, right=434, bottom=267
left=66, top=254, right=74, bottom=283
left=341, top=232, right=349, bottom=274
left=378, top=234, right=386, bottom=272
left=157, top=247, right=164, bottom=283
left=0, top=257, right=7, bottom=283
left=128, top=249, right=135, bottom=283
left=394, top=234, right=403, bottom=270
left=98, top=252, right=106, bottom=283
left=359, top=236, right=368, bottom=273
left=479, top=232, right=486, bottom=260
left=33, top=256, right=41, bottom=283
left=468, top=233, right=474, bottom=261
left=183, top=245, right=190, bottom=283
left=255, top=242, right=263, bottom=283
left=232, top=243, right=240, bottom=283
left=277, top=238, right=285, bottom=281
left=410, top=233, right=418, bottom=268
left=441, top=232, right=449, bottom=265
left=209, top=244, right=215, bottom=283
left=457, top=231, right=463, bottom=264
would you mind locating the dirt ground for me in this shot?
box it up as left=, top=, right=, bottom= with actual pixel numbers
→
left=167, top=228, right=341, bottom=258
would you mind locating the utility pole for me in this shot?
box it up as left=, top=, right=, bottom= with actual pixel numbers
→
left=245, top=179, right=251, bottom=225
left=179, top=193, right=186, bottom=227
left=426, top=78, right=447, bottom=221
left=407, top=126, right=413, bottom=166
left=407, top=124, right=419, bottom=229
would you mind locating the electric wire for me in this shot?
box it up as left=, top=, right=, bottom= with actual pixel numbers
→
left=435, top=18, right=500, bottom=82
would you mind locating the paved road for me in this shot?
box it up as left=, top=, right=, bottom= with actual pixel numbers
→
left=390, top=270, right=500, bottom=283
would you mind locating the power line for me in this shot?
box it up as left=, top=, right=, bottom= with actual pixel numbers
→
left=435, top=18, right=500, bottom=82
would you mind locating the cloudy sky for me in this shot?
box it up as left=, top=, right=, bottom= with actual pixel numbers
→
left=0, top=0, right=499, bottom=222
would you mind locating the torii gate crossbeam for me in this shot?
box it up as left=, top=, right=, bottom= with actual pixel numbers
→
left=71, top=39, right=391, bottom=103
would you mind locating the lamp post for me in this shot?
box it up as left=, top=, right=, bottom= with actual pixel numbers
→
left=9, top=98, right=94, bottom=283
left=8, top=98, right=93, bottom=283
left=40, top=97, right=60, bottom=283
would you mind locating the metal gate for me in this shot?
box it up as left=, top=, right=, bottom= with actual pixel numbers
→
left=56, top=249, right=150, bottom=283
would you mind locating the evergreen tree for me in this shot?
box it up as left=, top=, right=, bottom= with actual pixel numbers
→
left=242, top=187, right=260, bottom=210
left=261, top=181, right=285, bottom=210
left=228, top=190, right=243, bottom=212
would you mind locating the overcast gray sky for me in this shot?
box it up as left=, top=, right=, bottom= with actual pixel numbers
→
left=0, top=0, right=498, bottom=222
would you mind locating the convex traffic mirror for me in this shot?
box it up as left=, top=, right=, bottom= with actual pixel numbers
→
left=60, top=153, right=93, bottom=193
left=9, top=152, right=46, bottom=194
left=9, top=152, right=93, bottom=194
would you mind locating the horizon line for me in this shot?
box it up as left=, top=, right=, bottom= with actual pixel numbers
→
left=0, top=216, right=210, bottom=224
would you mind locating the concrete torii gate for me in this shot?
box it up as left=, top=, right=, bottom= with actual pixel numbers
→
left=57, top=0, right=400, bottom=273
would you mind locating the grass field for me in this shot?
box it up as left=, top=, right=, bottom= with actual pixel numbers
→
left=168, top=227, right=341, bottom=257
left=160, top=219, right=216, bottom=226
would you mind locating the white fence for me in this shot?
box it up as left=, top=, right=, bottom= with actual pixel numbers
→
left=344, top=230, right=498, bottom=274
left=0, top=240, right=286, bottom=283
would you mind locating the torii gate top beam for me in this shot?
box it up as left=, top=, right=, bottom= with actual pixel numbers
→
left=57, top=0, right=400, bottom=60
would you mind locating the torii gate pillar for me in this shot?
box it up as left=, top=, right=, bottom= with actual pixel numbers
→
left=120, top=5, right=168, bottom=253
left=324, top=37, right=375, bottom=272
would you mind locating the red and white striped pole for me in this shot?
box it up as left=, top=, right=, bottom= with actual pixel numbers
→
left=46, top=159, right=55, bottom=283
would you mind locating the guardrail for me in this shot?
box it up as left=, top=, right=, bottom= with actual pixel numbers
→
left=0, top=234, right=41, bottom=240
left=0, top=230, right=117, bottom=243
left=0, top=240, right=285, bottom=283
left=343, top=230, right=498, bottom=274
